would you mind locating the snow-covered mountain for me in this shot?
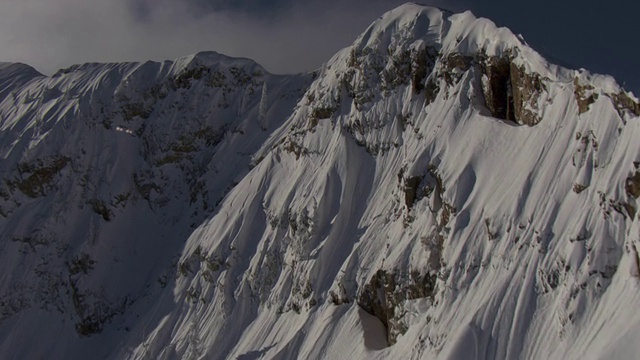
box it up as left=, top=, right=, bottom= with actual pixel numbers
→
left=1, top=3, right=640, bottom=359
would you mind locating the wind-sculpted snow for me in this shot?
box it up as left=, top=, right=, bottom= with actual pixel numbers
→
left=0, top=51, right=311, bottom=358
left=2, top=3, right=640, bottom=360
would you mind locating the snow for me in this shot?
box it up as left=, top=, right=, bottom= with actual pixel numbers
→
left=0, top=3, right=640, bottom=360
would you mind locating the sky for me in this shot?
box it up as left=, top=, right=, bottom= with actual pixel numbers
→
left=0, top=0, right=638, bottom=93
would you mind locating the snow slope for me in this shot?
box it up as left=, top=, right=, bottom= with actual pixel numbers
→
left=1, top=3, right=640, bottom=360
left=0, top=51, right=311, bottom=358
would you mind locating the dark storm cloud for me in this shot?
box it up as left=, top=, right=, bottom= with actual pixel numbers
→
left=0, top=0, right=453, bottom=74
left=0, top=0, right=637, bottom=93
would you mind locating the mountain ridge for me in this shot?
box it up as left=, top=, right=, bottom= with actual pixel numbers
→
left=1, top=3, right=640, bottom=359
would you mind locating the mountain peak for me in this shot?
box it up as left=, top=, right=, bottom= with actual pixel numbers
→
left=0, top=62, right=43, bottom=95
left=355, top=4, right=448, bottom=54
left=355, top=4, right=630, bottom=88
left=2, top=4, right=640, bottom=360
left=357, top=4, right=522, bottom=57
left=173, top=50, right=266, bottom=73
left=305, top=3, right=638, bottom=128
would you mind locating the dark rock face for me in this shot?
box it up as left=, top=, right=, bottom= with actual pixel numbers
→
left=574, top=78, right=598, bottom=114
left=478, top=54, right=545, bottom=126
left=625, top=171, right=640, bottom=198
left=440, top=53, right=473, bottom=89
left=5, top=155, right=71, bottom=198
left=404, top=176, right=424, bottom=209
left=357, top=269, right=437, bottom=346
left=401, top=164, right=444, bottom=213
left=411, top=47, right=438, bottom=94
left=480, top=57, right=514, bottom=121
left=424, top=78, right=440, bottom=105
left=610, top=92, right=640, bottom=118
left=445, top=53, right=472, bottom=72
left=509, top=62, right=545, bottom=126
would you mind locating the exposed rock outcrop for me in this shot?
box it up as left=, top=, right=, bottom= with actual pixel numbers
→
left=478, top=54, right=545, bottom=126
left=625, top=171, right=640, bottom=198
left=411, top=46, right=439, bottom=94
left=609, top=91, right=640, bottom=118
left=357, top=269, right=437, bottom=346
left=509, top=62, right=545, bottom=125
left=574, top=78, right=598, bottom=114
left=480, top=56, right=514, bottom=121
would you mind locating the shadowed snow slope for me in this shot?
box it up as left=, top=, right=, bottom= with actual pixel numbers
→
left=1, top=3, right=640, bottom=360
